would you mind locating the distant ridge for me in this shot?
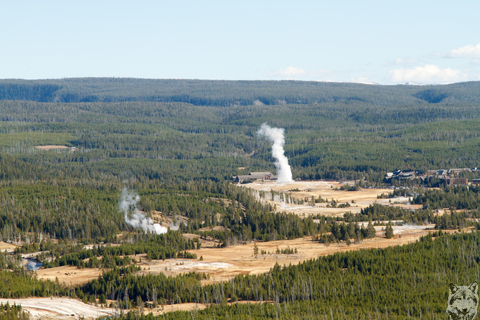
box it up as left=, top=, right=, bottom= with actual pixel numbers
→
left=1, top=78, right=480, bottom=106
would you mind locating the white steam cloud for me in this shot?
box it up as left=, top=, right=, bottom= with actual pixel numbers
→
left=120, top=188, right=168, bottom=234
left=257, top=123, right=293, bottom=183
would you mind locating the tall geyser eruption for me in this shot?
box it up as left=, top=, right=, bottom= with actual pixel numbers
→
left=120, top=188, right=167, bottom=234
left=257, top=123, right=293, bottom=183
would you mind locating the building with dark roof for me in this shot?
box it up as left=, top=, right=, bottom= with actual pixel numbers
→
left=233, top=172, right=277, bottom=183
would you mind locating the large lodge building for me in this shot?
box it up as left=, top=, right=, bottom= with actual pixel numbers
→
left=386, top=167, right=477, bottom=186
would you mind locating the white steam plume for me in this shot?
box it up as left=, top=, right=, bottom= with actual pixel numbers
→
left=257, top=123, right=293, bottom=183
left=120, top=188, right=168, bottom=234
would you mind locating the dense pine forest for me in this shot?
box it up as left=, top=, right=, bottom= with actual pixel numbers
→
left=2, top=78, right=480, bottom=319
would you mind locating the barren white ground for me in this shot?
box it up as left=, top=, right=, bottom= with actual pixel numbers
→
left=0, top=297, right=117, bottom=319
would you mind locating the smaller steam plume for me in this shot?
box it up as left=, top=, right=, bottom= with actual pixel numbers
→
left=25, top=259, right=42, bottom=271
left=257, top=123, right=293, bottom=183
left=120, top=188, right=168, bottom=234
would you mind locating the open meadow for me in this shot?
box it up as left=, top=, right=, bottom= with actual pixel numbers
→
left=241, top=180, right=422, bottom=216
left=138, top=225, right=436, bottom=284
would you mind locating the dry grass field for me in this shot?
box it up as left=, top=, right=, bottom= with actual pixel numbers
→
left=183, top=233, right=221, bottom=248
left=148, top=302, right=207, bottom=316
left=0, top=241, right=19, bottom=252
left=137, top=224, right=437, bottom=285
left=36, top=266, right=103, bottom=286
left=240, top=180, right=422, bottom=216
left=146, top=300, right=267, bottom=316
left=38, top=225, right=440, bottom=289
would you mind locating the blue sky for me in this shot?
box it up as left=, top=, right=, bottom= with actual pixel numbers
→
left=2, top=0, right=479, bottom=84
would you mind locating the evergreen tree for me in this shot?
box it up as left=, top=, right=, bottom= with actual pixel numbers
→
left=367, top=221, right=376, bottom=238
left=385, top=222, right=394, bottom=239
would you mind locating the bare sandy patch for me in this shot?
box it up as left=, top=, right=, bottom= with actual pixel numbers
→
left=0, top=241, right=19, bottom=252
left=434, top=208, right=471, bottom=216
left=146, top=300, right=267, bottom=316
left=150, top=302, right=207, bottom=315
left=183, top=233, right=220, bottom=248
left=35, top=145, right=71, bottom=150
left=83, top=243, right=121, bottom=250
left=35, top=266, right=103, bottom=286
left=198, top=226, right=229, bottom=232
left=151, top=211, right=187, bottom=229
left=0, top=297, right=116, bottom=320
left=138, top=259, right=234, bottom=280
left=387, top=203, right=423, bottom=210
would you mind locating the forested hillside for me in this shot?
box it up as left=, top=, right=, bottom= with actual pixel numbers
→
left=2, top=79, right=480, bottom=246
left=2, top=78, right=480, bottom=106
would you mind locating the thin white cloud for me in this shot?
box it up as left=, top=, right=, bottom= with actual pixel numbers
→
left=428, top=51, right=445, bottom=59
left=388, top=64, right=465, bottom=83
left=270, top=66, right=307, bottom=77
left=392, top=57, right=419, bottom=66
left=448, top=44, right=480, bottom=58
